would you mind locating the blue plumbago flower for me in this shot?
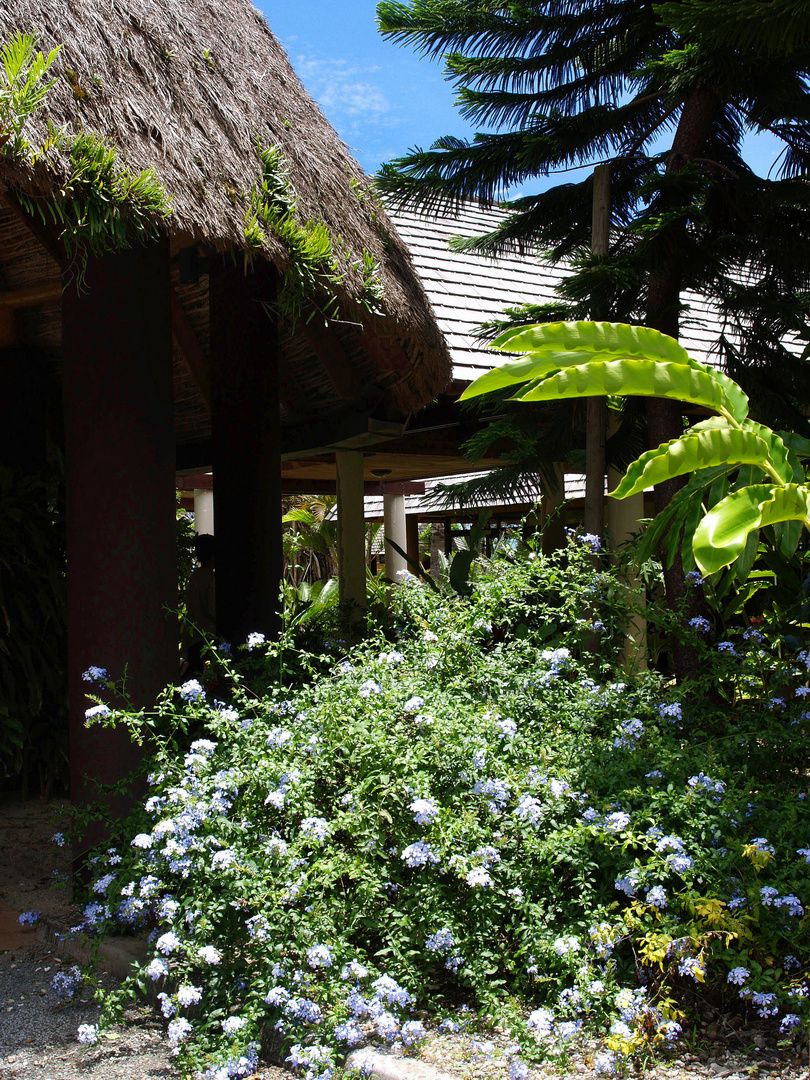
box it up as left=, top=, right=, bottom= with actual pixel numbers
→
left=93, top=874, right=115, bottom=895
left=179, top=679, right=204, bottom=702
left=426, top=928, right=456, bottom=954
left=678, top=957, right=705, bottom=981
left=156, top=931, right=181, bottom=955
left=401, top=841, right=439, bottom=868
left=657, top=701, right=683, bottom=721
left=594, top=1051, right=617, bottom=1074
left=667, top=853, right=695, bottom=873
left=466, top=866, right=493, bottom=887
left=689, top=616, right=711, bottom=633
left=645, top=885, right=668, bottom=908
left=157, top=991, right=176, bottom=1018
left=340, top=960, right=368, bottom=981
left=688, top=772, right=726, bottom=798
left=784, top=955, right=800, bottom=971
left=557, top=1019, right=581, bottom=1040
left=473, top=776, right=511, bottom=814
left=51, top=966, right=83, bottom=1001
left=548, top=778, right=570, bottom=798
left=496, top=717, right=517, bottom=738
left=614, top=872, right=639, bottom=897
left=604, top=811, right=631, bottom=832
left=147, top=957, right=168, bottom=980
left=749, top=837, right=775, bottom=854
left=285, top=995, right=323, bottom=1024
left=222, top=1016, right=246, bottom=1035
left=300, top=817, right=330, bottom=842
left=245, top=632, right=265, bottom=650
left=552, top=935, right=580, bottom=957
left=515, top=794, right=543, bottom=825
left=796, top=685, right=810, bottom=697
left=579, top=532, right=601, bottom=551
left=727, top=966, right=750, bottom=985
left=685, top=570, right=703, bottom=585
left=658, top=1020, right=682, bottom=1043
left=51, top=832, right=67, bottom=846
left=132, top=833, right=153, bottom=849
left=77, top=1023, right=98, bottom=1045
left=358, top=679, right=382, bottom=698
left=798, top=847, right=810, bottom=864
left=307, top=944, right=333, bottom=969
left=610, top=1019, right=633, bottom=1039
left=759, top=886, right=779, bottom=905
left=82, top=666, right=108, bottom=682
left=334, top=1019, right=364, bottom=1047
left=646, top=770, right=664, bottom=780
left=781, top=1014, right=801, bottom=1033
left=582, top=807, right=600, bottom=823
left=85, top=703, right=110, bottom=721
left=401, top=1020, right=427, bottom=1047
left=408, top=797, right=439, bottom=825
left=774, top=893, right=804, bottom=916
left=752, top=991, right=779, bottom=1018
left=177, top=984, right=203, bottom=1007
left=403, top=695, right=425, bottom=713
left=17, top=910, right=41, bottom=927
left=656, top=834, right=683, bottom=853
left=384, top=650, right=404, bottom=666
left=507, top=886, right=524, bottom=903
left=717, top=641, right=737, bottom=654
left=264, top=986, right=289, bottom=1007
left=527, top=1007, right=554, bottom=1037
left=592, top=620, right=605, bottom=633
left=509, top=1060, right=530, bottom=1080
left=372, top=974, right=413, bottom=1008
left=197, top=945, right=221, bottom=965
left=167, top=1017, right=193, bottom=1044
left=613, top=717, right=644, bottom=750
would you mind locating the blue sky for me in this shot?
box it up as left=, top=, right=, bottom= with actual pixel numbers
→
left=258, top=1, right=783, bottom=186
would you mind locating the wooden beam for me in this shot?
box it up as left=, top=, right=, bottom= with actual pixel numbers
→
left=0, top=281, right=62, bottom=307
left=302, top=318, right=363, bottom=400
left=171, top=287, right=211, bottom=411
left=0, top=190, right=63, bottom=266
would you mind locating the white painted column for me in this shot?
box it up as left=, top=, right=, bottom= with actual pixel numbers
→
left=384, top=493, right=408, bottom=583
left=336, top=450, right=367, bottom=610
left=608, top=470, right=647, bottom=672
left=194, top=487, right=215, bottom=534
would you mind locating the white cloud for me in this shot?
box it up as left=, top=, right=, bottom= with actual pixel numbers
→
left=292, top=55, right=396, bottom=129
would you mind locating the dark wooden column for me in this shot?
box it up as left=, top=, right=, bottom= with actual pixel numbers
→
left=209, top=256, right=281, bottom=644
left=62, top=241, right=176, bottom=832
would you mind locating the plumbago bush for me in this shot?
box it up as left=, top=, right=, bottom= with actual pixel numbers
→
left=76, top=536, right=809, bottom=1079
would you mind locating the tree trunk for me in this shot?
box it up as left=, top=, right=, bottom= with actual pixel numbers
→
left=645, top=89, right=719, bottom=682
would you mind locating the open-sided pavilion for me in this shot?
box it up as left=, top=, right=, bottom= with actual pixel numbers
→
left=0, top=0, right=450, bottom=812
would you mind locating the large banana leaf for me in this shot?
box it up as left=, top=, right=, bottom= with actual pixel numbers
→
left=693, top=484, right=810, bottom=575
left=610, top=427, right=772, bottom=498
left=490, top=321, right=694, bottom=364
left=506, top=359, right=749, bottom=423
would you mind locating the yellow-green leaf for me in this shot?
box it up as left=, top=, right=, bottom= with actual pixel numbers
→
left=693, top=484, right=810, bottom=575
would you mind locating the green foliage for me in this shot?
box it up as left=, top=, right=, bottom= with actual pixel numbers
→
left=73, top=539, right=808, bottom=1076
left=245, top=142, right=384, bottom=325
left=0, top=31, right=60, bottom=157
left=1, top=31, right=173, bottom=285
left=464, top=321, right=810, bottom=578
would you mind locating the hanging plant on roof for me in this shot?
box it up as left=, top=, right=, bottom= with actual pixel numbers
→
left=0, top=31, right=173, bottom=284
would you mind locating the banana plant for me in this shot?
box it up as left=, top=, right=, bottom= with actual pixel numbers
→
left=461, top=321, right=810, bottom=577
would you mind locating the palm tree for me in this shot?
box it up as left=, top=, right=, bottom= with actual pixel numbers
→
left=376, top=0, right=810, bottom=676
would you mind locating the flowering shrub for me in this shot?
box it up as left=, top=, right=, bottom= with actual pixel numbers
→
left=77, top=538, right=809, bottom=1078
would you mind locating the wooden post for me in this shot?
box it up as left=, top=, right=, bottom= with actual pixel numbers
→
left=584, top=163, right=611, bottom=541
left=62, top=241, right=176, bottom=839
left=209, top=256, right=282, bottom=645
left=335, top=450, right=367, bottom=611
left=406, top=513, right=421, bottom=573
left=194, top=488, right=214, bottom=534
left=608, top=466, right=648, bottom=672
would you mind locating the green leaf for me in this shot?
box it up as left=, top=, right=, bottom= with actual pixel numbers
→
left=610, top=427, right=771, bottom=499
left=693, top=484, right=810, bottom=575
left=507, top=359, right=748, bottom=423
left=490, top=321, right=693, bottom=365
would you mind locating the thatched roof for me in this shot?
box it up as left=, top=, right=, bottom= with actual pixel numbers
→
left=0, top=0, right=451, bottom=436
